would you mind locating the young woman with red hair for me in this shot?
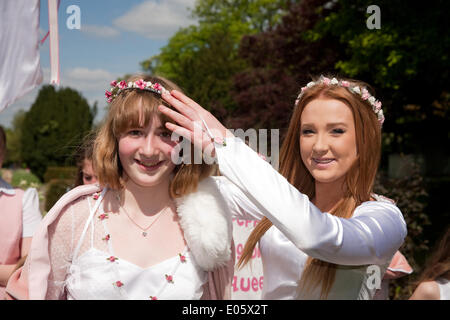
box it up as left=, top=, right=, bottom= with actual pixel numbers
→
left=159, top=75, right=407, bottom=299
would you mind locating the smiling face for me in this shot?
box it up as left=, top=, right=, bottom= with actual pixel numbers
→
left=118, top=114, right=177, bottom=189
left=299, top=98, right=358, bottom=189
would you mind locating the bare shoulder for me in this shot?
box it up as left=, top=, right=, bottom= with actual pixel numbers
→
left=410, top=280, right=440, bottom=300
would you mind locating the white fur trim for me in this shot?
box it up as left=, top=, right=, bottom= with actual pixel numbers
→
left=175, top=177, right=233, bottom=271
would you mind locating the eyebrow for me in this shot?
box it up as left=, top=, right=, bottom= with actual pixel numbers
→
left=301, top=122, right=349, bottom=127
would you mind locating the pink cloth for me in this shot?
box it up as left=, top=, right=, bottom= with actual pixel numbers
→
left=384, top=251, right=413, bottom=279
left=5, top=184, right=234, bottom=300
left=373, top=251, right=413, bottom=300
left=0, top=189, right=24, bottom=299
left=0, top=0, right=42, bottom=112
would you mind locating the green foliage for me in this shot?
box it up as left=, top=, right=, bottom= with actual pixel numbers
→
left=10, top=169, right=41, bottom=189
left=4, top=110, right=27, bottom=167
left=44, top=166, right=77, bottom=184
left=309, top=0, right=450, bottom=154
left=45, top=179, right=72, bottom=212
left=20, top=85, right=95, bottom=180
left=141, top=0, right=288, bottom=111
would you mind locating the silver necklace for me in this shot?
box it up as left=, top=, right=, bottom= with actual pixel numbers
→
left=117, top=192, right=171, bottom=237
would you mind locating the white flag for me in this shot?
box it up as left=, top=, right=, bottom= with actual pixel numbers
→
left=0, top=0, right=43, bottom=113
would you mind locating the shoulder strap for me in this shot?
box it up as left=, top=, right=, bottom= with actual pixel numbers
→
left=72, top=188, right=107, bottom=260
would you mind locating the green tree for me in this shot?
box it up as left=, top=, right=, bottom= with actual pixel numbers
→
left=21, top=85, right=95, bottom=180
left=308, top=0, right=450, bottom=154
left=141, top=0, right=289, bottom=111
left=4, top=109, right=27, bottom=167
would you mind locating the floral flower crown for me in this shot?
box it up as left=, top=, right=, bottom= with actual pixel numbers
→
left=295, top=76, right=385, bottom=125
left=105, top=79, right=169, bottom=103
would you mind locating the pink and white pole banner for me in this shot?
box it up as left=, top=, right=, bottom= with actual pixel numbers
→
left=47, top=0, right=60, bottom=85
left=231, top=218, right=264, bottom=300
left=0, top=0, right=43, bottom=113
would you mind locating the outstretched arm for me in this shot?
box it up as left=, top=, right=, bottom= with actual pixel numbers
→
left=160, top=91, right=407, bottom=266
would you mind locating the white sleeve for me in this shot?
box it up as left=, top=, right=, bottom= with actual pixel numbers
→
left=213, top=176, right=265, bottom=221
left=21, top=188, right=42, bottom=237
left=215, top=137, right=407, bottom=266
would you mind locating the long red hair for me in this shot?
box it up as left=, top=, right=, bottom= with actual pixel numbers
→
left=237, top=76, right=382, bottom=298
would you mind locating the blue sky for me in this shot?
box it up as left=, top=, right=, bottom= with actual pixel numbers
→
left=0, top=0, right=196, bottom=128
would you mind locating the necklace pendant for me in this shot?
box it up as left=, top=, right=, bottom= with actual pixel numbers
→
left=142, top=231, right=147, bottom=237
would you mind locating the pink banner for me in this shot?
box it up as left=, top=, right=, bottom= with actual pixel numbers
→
left=231, top=218, right=264, bottom=300
left=47, top=0, right=60, bottom=85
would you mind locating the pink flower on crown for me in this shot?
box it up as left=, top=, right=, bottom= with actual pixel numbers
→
left=153, top=83, right=162, bottom=91
left=362, top=92, right=370, bottom=100
left=118, top=80, right=127, bottom=89
left=107, top=98, right=113, bottom=103
left=322, top=77, right=331, bottom=85
left=105, top=90, right=112, bottom=98
left=374, top=101, right=382, bottom=112
left=341, top=81, right=350, bottom=87
left=135, top=79, right=145, bottom=89
left=110, top=80, right=117, bottom=87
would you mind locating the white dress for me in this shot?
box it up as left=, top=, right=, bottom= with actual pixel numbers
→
left=213, top=137, right=407, bottom=299
left=436, top=277, right=450, bottom=300
left=50, top=190, right=207, bottom=300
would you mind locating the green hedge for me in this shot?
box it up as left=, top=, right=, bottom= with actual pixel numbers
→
left=45, top=179, right=73, bottom=212
left=44, top=166, right=77, bottom=183
left=11, top=169, right=41, bottom=189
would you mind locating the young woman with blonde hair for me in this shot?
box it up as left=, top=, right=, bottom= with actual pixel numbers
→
left=158, top=75, right=407, bottom=299
left=5, top=75, right=234, bottom=300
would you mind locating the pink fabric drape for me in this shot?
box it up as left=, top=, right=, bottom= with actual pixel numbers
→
left=0, top=0, right=43, bottom=113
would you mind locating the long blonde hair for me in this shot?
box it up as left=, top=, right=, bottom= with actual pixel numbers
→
left=237, top=76, right=382, bottom=298
left=93, top=74, right=216, bottom=198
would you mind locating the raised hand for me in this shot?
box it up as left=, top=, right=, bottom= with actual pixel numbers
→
left=159, top=90, right=234, bottom=153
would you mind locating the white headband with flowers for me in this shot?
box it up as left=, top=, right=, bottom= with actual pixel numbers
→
left=295, top=76, right=385, bottom=125
left=105, top=79, right=169, bottom=103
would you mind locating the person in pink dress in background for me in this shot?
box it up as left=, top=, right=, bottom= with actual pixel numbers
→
left=0, top=126, right=42, bottom=299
